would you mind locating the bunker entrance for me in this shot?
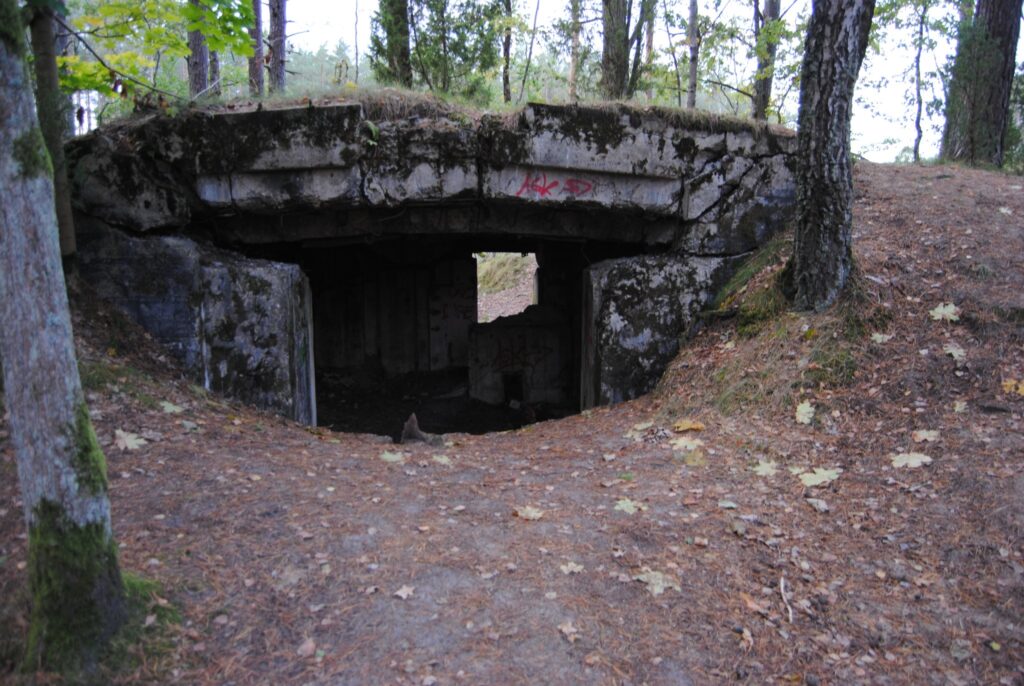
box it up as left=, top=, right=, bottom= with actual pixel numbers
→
left=261, top=237, right=636, bottom=439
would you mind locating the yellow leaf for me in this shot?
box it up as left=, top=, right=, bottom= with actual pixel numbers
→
left=795, top=401, right=815, bottom=425
left=672, top=419, right=705, bottom=433
left=514, top=506, right=544, bottom=521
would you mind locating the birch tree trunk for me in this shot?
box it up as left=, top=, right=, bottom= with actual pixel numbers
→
left=0, top=5, right=125, bottom=671
left=248, top=0, right=264, bottom=96
left=28, top=6, right=76, bottom=266
left=791, top=0, right=875, bottom=311
left=687, top=0, right=698, bottom=108
left=269, top=0, right=287, bottom=93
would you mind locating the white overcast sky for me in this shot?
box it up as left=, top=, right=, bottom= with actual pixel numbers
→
left=287, top=0, right=1024, bottom=162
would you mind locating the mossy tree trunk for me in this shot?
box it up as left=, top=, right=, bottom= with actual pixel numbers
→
left=940, top=0, right=1023, bottom=167
left=791, top=0, right=875, bottom=311
left=0, top=3, right=126, bottom=673
left=28, top=5, right=76, bottom=268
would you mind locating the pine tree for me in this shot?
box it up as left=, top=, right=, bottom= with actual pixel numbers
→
left=0, top=0, right=126, bottom=670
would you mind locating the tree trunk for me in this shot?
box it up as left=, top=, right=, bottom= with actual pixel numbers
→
left=29, top=7, right=76, bottom=267
left=187, top=0, right=209, bottom=98
left=751, top=0, right=780, bottom=120
left=643, top=9, right=655, bottom=99
left=502, top=0, right=512, bottom=102
left=269, top=0, right=287, bottom=93
left=663, top=0, right=683, bottom=106
left=0, top=6, right=125, bottom=672
left=940, top=0, right=1023, bottom=166
left=568, top=0, right=581, bottom=101
left=601, top=0, right=629, bottom=99
left=686, top=0, right=698, bottom=108
left=791, top=0, right=875, bottom=311
left=209, top=50, right=221, bottom=96
left=380, top=0, right=412, bottom=87
left=625, top=0, right=656, bottom=97
left=912, top=2, right=927, bottom=162
left=518, top=0, right=541, bottom=103
left=248, top=0, right=264, bottom=96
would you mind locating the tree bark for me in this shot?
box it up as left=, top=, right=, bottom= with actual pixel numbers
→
left=940, top=0, right=1023, bottom=166
left=249, top=0, right=264, bottom=96
left=380, top=0, right=413, bottom=87
left=687, top=0, right=698, bottom=108
left=568, top=0, right=582, bottom=101
left=269, top=0, right=287, bottom=93
left=643, top=8, right=655, bottom=99
left=791, top=0, right=875, bottom=311
left=502, top=0, right=512, bottom=102
left=187, top=0, right=209, bottom=98
left=912, top=2, right=927, bottom=162
left=28, top=7, right=76, bottom=267
left=0, top=5, right=125, bottom=671
left=601, top=0, right=629, bottom=98
left=751, top=0, right=780, bottom=120
left=209, top=50, right=221, bottom=96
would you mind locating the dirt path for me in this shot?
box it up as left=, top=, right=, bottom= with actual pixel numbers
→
left=2, top=163, right=1023, bottom=685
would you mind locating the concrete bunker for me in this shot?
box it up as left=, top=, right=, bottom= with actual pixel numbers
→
left=68, top=100, right=797, bottom=436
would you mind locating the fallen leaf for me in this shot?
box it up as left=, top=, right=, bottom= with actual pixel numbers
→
left=614, top=498, right=646, bottom=514
left=943, top=342, right=966, bottom=362
left=297, top=638, right=316, bottom=657
left=393, top=585, right=415, bottom=599
left=634, top=568, right=681, bottom=596
left=114, top=430, right=147, bottom=451
left=912, top=429, right=939, bottom=443
left=671, top=436, right=705, bottom=452
left=805, top=497, right=829, bottom=513
left=871, top=333, right=894, bottom=343
left=929, top=303, right=960, bottom=322
left=1001, top=379, right=1024, bottom=396
left=159, top=401, right=184, bottom=414
left=431, top=454, right=452, bottom=466
left=558, top=620, right=580, bottom=643
left=672, top=419, right=705, bottom=433
left=795, top=401, right=815, bottom=425
left=514, top=506, right=544, bottom=521
left=953, top=400, right=967, bottom=413
left=560, top=562, right=584, bottom=575
left=892, top=452, right=932, bottom=468
left=624, top=421, right=654, bottom=440
left=380, top=451, right=405, bottom=464
left=682, top=449, right=707, bottom=467
left=752, top=460, right=778, bottom=477
left=998, top=206, right=1013, bottom=215
left=799, top=467, right=841, bottom=487
left=717, top=499, right=738, bottom=510
left=740, top=591, right=769, bottom=616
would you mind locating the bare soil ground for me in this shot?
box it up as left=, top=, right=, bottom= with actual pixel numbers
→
left=2, top=162, right=1023, bottom=685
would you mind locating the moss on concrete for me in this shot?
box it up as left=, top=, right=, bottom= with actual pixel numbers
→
left=13, top=127, right=53, bottom=179
left=24, top=500, right=124, bottom=674
left=72, top=404, right=108, bottom=496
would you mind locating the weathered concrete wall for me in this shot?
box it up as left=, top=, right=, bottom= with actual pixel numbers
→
left=77, top=218, right=316, bottom=424
left=581, top=254, right=736, bottom=407
left=67, top=102, right=796, bottom=246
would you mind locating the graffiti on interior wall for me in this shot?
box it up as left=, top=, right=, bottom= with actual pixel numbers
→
left=515, top=172, right=594, bottom=198
left=491, top=334, right=554, bottom=371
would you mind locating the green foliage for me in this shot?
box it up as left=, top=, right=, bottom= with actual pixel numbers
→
left=370, top=0, right=504, bottom=103
left=12, top=127, right=53, bottom=178
left=181, top=0, right=253, bottom=55
left=24, top=500, right=123, bottom=673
